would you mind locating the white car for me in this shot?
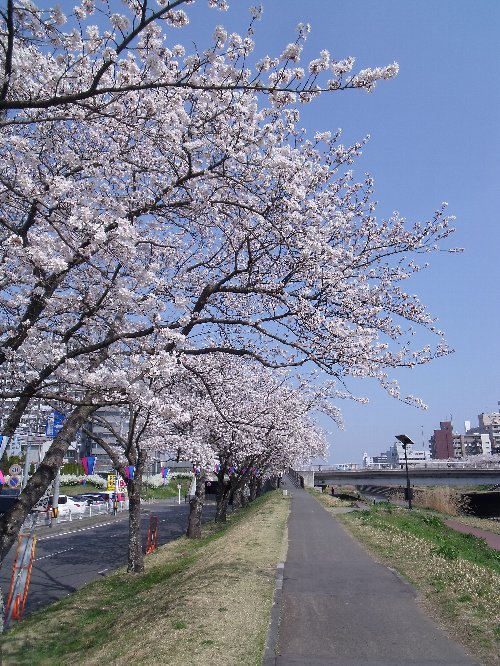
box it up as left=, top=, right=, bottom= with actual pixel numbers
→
left=35, top=495, right=86, bottom=517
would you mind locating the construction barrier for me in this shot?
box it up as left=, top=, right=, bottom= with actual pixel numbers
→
left=5, top=532, right=36, bottom=628
left=146, top=515, right=158, bottom=554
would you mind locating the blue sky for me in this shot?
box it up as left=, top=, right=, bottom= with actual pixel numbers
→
left=186, top=1, right=499, bottom=462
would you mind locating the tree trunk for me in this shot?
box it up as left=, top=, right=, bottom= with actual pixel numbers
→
left=126, top=462, right=145, bottom=573
left=241, top=481, right=249, bottom=507
left=215, top=471, right=230, bottom=523
left=0, top=403, right=96, bottom=634
left=186, top=473, right=206, bottom=539
left=0, top=404, right=96, bottom=562
left=249, top=476, right=258, bottom=502
left=256, top=477, right=263, bottom=497
left=232, top=486, right=242, bottom=511
left=269, top=475, right=279, bottom=490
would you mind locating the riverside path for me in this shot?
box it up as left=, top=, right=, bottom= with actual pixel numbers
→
left=264, top=483, right=479, bottom=666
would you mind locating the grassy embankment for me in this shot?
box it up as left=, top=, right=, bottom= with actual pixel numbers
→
left=1, top=491, right=289, bottom=666
left=311, top=489, right=500, bottom=666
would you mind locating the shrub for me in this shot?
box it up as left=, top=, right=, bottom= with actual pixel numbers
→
left=432, top=544, right=459, bottom=560
left=60, top=474, right=107, bottom=489
left=413, top=486, right=469, bottom=516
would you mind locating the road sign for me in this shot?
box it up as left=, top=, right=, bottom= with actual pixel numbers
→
left=8, top=437, right=21, bottom=456
left=45, top=411, right=65, bottom=438
left=8, top=476, right=20, bottom=488
left=9, top=464, right=22, bottom=476
left=0, top=436, right=9, bottom=458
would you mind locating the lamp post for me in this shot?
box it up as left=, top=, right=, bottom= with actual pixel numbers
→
left=395, top=434, right=414, bottom=510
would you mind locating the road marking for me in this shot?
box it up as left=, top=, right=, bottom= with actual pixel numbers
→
left=34, top=547, right=74, bottom=561
left=98, top=568, right=109, bottom=575
left=37, top=521, right=117, bottom=541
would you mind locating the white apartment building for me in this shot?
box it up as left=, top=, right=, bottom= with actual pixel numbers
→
left=453, top=431, right=491, bottom=458
left=478, top=412, right=500, bottom=453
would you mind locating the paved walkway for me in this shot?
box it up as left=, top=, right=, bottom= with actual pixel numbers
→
left=444, top=519, right=500, bottom=551
left=266, top=485, right=479, bottom=666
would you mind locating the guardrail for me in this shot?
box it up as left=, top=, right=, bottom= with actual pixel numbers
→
left=29, top=500, right=129, bottom=526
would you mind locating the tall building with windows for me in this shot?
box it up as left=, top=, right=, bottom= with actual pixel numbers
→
left=0, top=398, right=78, bottom=465
left=430, top=410, right=500, bottom=459
left=430, top=421, right=454, bottom=459
left=478, top=412, right=500, bottom=453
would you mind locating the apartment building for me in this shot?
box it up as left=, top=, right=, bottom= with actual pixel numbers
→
left=430, top=411, right=499, bottom=459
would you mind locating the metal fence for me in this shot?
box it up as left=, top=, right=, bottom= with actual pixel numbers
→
left=29, top=500, right=129, bottom=526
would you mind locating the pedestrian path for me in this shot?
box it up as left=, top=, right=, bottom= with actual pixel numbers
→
left=444, top=518, right=500, bottom=551
left=266, top=484, right=478, bottom=666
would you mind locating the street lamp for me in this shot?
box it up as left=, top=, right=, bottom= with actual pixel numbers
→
left=395, top=434, right=414, bottom=510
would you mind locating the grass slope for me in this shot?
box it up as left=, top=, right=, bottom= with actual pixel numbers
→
left=1, top=491, right=289, bottom=666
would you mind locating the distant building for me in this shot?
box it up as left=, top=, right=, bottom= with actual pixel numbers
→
left=430, top=412, right=499, bottom=459
left=430, top=421, right=454, bottom=459
left=0, top=398, right=78, bottom=465
left=363, top=451, right=390, bottom=468
left=80, top=407, right=129, bottom=472
left=363, top=442, right=430, bottom=469
left=478, top=412, right=500, bottom=453
left=453, top=431, right=491, bottom=458
left=387, top=441, right=431, bottom=468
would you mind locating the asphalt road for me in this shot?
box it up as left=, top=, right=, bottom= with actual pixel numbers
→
left=0, top=499, right=216, bottom=617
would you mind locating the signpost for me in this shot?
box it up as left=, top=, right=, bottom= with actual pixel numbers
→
left=45, top=411, right=65, bottom=438
left=8, top=436, right=21, bottom=456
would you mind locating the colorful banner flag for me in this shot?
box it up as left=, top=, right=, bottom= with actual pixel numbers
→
left=161, top=467, right=169, bottom=479
left=81, top=456, right=96, bottom=475
left=0, top=469, right=5, bottom=485
left=124, top=466, right=135, bottom=480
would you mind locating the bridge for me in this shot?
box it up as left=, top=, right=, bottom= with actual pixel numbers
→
left=291, top=467, right=500, bottom=488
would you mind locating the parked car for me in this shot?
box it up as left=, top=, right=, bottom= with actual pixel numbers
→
left=80, top=493, right=106, bottom=505
left=98, top=492, right=126, bottom=502
left=0, top=490, right=20, bottom=515
left=35, top=495, right=86, bottom=516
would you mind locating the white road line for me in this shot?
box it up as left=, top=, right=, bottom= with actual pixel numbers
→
left=37, top=521, right=116, bottom=541
left=34, top=547, right=74, bottom=561
left=97, top=568, right=109, bottom=575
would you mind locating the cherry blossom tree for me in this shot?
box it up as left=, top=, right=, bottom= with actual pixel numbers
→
left=81, top=394, right=189, bottom=573
left=0, top=0, right=397, bottom=116
left=0, top=2, right=458, bottom=577
left=174, top=355, right=329, bottom=524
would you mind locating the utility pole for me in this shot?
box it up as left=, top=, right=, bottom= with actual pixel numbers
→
left=51, top=468, right=61, bottom=525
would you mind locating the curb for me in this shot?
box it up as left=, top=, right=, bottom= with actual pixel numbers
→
left=262, top=561, right=285, bottom=666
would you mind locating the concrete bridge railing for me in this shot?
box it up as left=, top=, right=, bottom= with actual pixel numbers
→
left=291, top=467, right=500, bottom=488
